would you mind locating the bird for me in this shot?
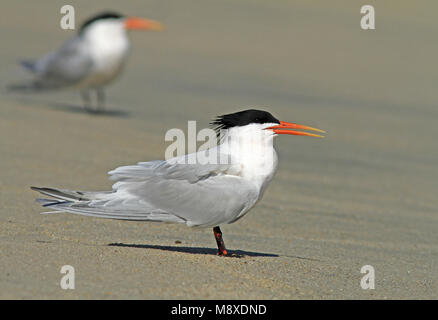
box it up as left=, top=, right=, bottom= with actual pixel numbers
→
left=31, top=109, right=325, bottom=256
left=8, top=11, right=163, bottom=112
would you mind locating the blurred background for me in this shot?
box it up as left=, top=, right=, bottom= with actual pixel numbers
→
left=0, top=0, right=437, bottom=299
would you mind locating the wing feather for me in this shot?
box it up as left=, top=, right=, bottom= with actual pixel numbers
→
left=34, top=150, right=258, bottom=227
left=12, top=36, right=93, bottom=91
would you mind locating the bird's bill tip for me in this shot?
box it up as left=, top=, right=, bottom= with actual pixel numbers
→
left=266, top=121, right=325, bottom=138
left=124, top=17, right=164, bottom=31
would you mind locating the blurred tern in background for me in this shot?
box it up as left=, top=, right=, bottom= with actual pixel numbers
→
left=9, top=12, right=163, bottom=112
left=32, top=109, right=325, bottom=256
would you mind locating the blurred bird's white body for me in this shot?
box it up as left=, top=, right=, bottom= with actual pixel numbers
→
left=10, top=12, right=163, bottom=110
left=15, top=19, right=129, bottom=91
left=76, top=20, right=130, bottom=88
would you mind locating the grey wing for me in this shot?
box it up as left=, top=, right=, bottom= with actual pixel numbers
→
left=12, top=36, right=93, bottom=91
left=33, top=152, right=259, bottom=227
left=108, top=159, right=259, bottom=227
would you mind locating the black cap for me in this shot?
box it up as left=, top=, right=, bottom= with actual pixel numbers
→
left=80, top=12, right=124, bottom=33
left=211, top=109, right=280, bottom=131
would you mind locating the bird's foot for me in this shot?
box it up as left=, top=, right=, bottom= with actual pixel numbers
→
left=217, top=249, right=228, bottom=256
left=213, top=226, right=228, bottom=256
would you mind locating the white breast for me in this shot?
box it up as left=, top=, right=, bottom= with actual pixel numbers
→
left=79, top=20, right=130, bottom=88
left=222, top=123, right=278, bottom=195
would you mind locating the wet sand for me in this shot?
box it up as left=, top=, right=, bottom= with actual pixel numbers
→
left=0, top=0, right=437, bottom=299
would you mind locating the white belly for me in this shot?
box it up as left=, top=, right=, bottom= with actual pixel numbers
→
left=78, top=23, right=130, bottom=88
left=78, top=56, right=127, bottom=88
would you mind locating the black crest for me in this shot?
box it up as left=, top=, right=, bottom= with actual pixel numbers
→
left=210, top=109, right=280, bottom=134
left=80, top=12, right=124, bottom=32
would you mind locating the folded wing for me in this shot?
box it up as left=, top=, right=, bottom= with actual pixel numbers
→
left=33, top=152, right=259, bottom=227
left=10, top=36, right=93, bottom=91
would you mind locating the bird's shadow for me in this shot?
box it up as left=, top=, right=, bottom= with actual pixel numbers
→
left=45, top=101, right=130, bottom=117
left=13, top=96, right=130, bottom=118
left=108, top=242, right=279, bottom=258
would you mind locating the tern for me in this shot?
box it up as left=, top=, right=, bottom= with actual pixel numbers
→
left=9, top=12, right=163, bottom=111
left=31, top=109, right=325, bottom=255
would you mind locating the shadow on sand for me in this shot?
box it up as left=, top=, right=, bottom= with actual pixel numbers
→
left=12, top=96, right=130, bottom=117
left=108, top=242, right=279, bottom=258
left=45, top=101, right=130, bottom=117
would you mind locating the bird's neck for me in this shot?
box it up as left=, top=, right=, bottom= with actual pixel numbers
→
left=220, top=125, right=278, bottom=187
left=84, top=23, right=130, bottom=59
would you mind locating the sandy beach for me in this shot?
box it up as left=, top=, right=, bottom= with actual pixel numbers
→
left=0, top=0, right=437, bottom=299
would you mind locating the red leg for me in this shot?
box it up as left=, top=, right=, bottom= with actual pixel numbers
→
left=213, top=226, right=228, bottom=256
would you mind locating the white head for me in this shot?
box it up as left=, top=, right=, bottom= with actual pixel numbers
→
left=211, top=109, right=325, bottom=144
left=210, top=109, right=325, bottom=180
left=79, top=12, right=163, bottom=40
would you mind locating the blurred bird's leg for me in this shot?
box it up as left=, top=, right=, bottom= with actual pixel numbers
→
left=81, top=90, right=92, bottom=111
left=96, top=88, right=105, bottom=111
left=213, top=226, right=228, bottom=256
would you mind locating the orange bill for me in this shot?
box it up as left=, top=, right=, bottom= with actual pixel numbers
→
left=266, top=121, right=325, bottom=138
left=124, top=17, right=164, bottom=31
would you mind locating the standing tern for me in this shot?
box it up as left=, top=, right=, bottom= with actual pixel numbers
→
left=31, top=109, right=325, bottom=256
left=9, top=12, right=163, bottom=111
